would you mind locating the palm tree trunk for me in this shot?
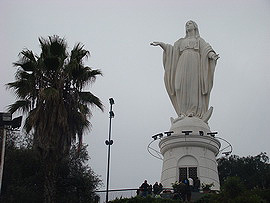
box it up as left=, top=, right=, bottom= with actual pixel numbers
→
left=43, top=159, right=57, bottom=203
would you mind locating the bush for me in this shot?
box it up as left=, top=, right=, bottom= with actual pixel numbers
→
left=195, top=193, right=220, bottom=203
left=232, top=193, right=263, bottom=203
left=251, top=188, right=270, bottom=202
left=1, top=133, right=101, bottom=203
left=195, top=177, right=267, bottom=203
left=110, top=195, right=182, bottom=203
left=221, top=176, right=245, bottom=199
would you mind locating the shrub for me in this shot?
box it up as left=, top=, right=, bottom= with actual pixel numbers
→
left=110, top=195, right=182, bottom=203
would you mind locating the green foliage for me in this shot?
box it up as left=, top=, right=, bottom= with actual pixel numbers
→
left=1, top=132, right=43, bottom=203
left=171, top=181, right=185, bottom=194
left=221, top=177, right=245, bottom=199
left=195, top=193, right=220, bottom=203
left=195, top=192, right=264, bottom=203
left=1, top=133, right=101, bottom=203
left=252, top=188, right=270, bottom=202
left=218, top=153, right=270, bottom=189
left=56, top=144, right=102, bottom=203
left=195, top=153, right=270, bottom=203
left=195, top=177, right=267, bottom=203
left=231, top=193, right=263, bottom=203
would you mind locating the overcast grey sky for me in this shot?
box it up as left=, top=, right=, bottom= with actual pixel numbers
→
left=1, top=0, right=270, bottom=193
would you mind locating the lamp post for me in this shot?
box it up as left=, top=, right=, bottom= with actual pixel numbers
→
left=105, top=98, right=114, bottom=203
left=0, top=127, right=7, bottom=193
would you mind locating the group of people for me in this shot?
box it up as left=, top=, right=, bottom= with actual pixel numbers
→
left=138, top=180, right=163, bottom=197
left=138, top=177, right=200, bottom=201
left=174, top=177, right=200, bottom=202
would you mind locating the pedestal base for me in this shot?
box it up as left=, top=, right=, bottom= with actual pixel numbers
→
left=159, top=117, right=221, bottom=191
left=170, top=116, right=211, bottom=135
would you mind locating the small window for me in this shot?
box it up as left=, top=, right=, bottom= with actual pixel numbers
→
left=179, top=167, right=197, bottom=182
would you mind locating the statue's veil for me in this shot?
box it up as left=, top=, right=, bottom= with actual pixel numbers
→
left=185, top=21, right=200, bottom=38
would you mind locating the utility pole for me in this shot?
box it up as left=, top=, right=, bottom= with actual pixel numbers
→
left=0, top=128, right=7, bottom=192
left=105, top=98, right=114, bottom=203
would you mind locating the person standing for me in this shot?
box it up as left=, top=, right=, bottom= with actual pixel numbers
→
left=148, top=184, right=153, bottom=196
left=158, top=182, right=163, bottom=194
left=153, top=182, right=160, bottom=195
left=183, top=178, right=191, bottom=202
left=140, top=180, right=149, bottom=197
left=188, top=177, right=194, bottom=191
left=194, top=177, right=201, bottom=192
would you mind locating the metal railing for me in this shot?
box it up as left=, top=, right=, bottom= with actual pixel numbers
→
left=95, top=187, right=174, bottom=203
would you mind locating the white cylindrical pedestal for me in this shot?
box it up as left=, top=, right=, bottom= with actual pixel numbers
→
left=159, top=118, right=221, bottom=191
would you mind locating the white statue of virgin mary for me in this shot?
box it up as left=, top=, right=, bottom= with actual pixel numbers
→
left=151, top=20, right=219, bottom=122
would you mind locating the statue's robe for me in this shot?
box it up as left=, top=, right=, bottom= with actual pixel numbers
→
left=163, top=37, right=217, bottom=119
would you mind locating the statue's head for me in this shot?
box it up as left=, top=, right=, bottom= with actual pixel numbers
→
left=185, top=20, right=200, bottom=38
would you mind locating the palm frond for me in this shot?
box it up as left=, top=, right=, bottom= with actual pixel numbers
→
left=78, top=91, right=103, bottom=111
left=66, top=66, right=102, bottom=90
left=72, top=111, right=91, bottom=133
left=48, top=35, right=67, bottom=57
left=13, top=49, right=37, bottom=71
left=20, top=49, right=36, bottom=62
left=70, top=43, right=90, bottom=63
left=84, top=67, right=102, bottom=83
left=14, top=69, right=34, bottom=81
left=78, top=104, right=91, bottom=115
left=39, top=37, right=50, bottom=56
left=6, top=80, right=36, bottom=99
left=8, top=100, right=32, bottom=114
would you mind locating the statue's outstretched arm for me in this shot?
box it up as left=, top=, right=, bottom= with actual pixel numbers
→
left=150, top=42, right=166, bottom=51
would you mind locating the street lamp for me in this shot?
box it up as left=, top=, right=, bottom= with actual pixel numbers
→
left=105, top=98, right=114, bottom=203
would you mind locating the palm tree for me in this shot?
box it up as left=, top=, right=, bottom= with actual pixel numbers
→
left=7, top=36, right=103, bottom=203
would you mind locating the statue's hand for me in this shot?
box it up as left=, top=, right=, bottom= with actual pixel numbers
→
left=150, top=42, right=161, bottom=46
left=150, top=42, right=166, bottom=51
left=211, top=53, right=220, bottom=61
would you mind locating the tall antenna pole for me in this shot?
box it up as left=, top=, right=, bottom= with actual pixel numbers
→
left=105, top=98, right=114, bottom=203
